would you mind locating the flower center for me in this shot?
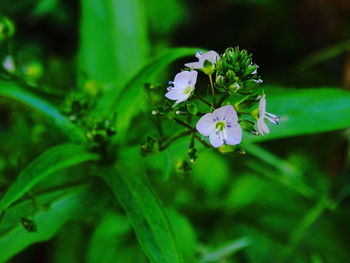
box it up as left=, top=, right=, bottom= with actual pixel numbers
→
left=215, top=121, right=226, bottom=131
left=184, top=86, right=192, bottom=94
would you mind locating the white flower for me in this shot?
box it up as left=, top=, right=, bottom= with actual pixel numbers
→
left=196, top=105, right=242, bottom=148
left=185, top=50, right=219, bottom=70
left=165, top=71, right=198, bottom=105
left=257, top=95, right=280, bottom=135
left=2, top=55, right=16, bottom=73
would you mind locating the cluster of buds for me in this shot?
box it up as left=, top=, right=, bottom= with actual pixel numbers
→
left=146, top=47, right=280, bottom=162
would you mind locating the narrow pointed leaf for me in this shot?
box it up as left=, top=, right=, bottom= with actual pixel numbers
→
left=100, top=147, right=183, bottom=263
left=0, top=81, right=84, bottom=142
left=0, top=144, right=99, bottom=212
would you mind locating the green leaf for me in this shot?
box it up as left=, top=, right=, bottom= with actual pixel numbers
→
left=246, top=87, right=350, bottom=142
left=0, top=184, right=95, bottom=262
left=297, top=40, right=350, bottom=71
left=0, top=81, right=85, bottom=142
left=167, top=209, right=197, bottom=263
left=100, top=147, right=184, bottom=263
left=79, top=0, right=149, bottom=86
left=242, top=144, right=316, bottom=199
left=87, top=213, right=148, bottom=263
left=103, top=47, right=204, bottom=141
left=0, top=144, right=99, bottom=212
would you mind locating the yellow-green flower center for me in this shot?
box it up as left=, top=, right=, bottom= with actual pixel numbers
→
left=215, top=121, right=226, bottom=131
left=184, top=86, right=192, bottom=94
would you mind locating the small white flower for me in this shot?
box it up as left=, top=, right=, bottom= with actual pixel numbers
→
left=185, top=50, right=219, bottom=70
left=196, top=105, right=242, bottom=148
left=2, top=55, right=16, bottom=73
left=257, top=95, right=280, bottom=135
left=165, top=71, right=197, bottom=105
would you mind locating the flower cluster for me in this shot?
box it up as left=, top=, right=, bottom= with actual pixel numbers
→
left=145, top=47, right=279, bottom=161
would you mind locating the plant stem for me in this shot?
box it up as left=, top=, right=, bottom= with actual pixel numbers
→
left=160, top=130, right=192, bottom=151
left=194, top=93, right=212, bottom=107
left=174, top=118, right=194, bottom=130
left=209, top=74, right=216, bottom=107
left=194, top=134, right=211, bottom=148
left=218, top=93, right=229, bottom=107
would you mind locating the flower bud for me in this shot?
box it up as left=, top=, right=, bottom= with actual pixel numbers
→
left=216, top=75, right=225, bottom=87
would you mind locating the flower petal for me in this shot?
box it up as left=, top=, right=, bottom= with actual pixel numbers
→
left=175, top=93, right=191, bottom=105
left=200, top=50, right=219, bottom=65
left=257, top=117, right=269, bottom=135
left=173, top=70, right=198, bottom=87
left=224, top=124, right=242, bottom=145
left=213, top=105, right=238, bottom=123
left=209, top=132, right=224, bottom=148
left=259, top=95, right=266, bottom=117
left=196, top=113, right=215, bottom=136
left=165, top=89, right=184, bottom=100
left=184, top=61, right=202, bottom=69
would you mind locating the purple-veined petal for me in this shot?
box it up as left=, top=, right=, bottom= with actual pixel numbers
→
left=209, top=132, right=224, bottom=148
left=173, top=71, right=198, bottom=87
left=213, top=105, right=238, bottom=123
left=224, top=124, right=242, bottom=145
left=196, top=113, right=215, bottom=136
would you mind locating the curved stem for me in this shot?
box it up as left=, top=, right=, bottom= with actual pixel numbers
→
left=160, top=130, right=192, bottom=151
left=209, top=74, right=216, bottom=107
left=174, top=118, right=194, bottom=130
left=194, top=93, right=212, bottom=107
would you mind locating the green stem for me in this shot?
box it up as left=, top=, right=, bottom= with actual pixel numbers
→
left=209, top=74, right=216, bottom=107
left=195, top=93, right=212, bottom=107
left=174, top=118, right=194, bottom=130
left=218, top=93, right=229, bottom=107
left=194, top=134, right=211, bottom=148
left=160, top=130, right=192, bottom=151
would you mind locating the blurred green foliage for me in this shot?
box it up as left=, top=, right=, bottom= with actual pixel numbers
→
left=0, top=0, right=350, bottom=263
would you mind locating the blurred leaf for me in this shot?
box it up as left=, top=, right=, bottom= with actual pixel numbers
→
left=87, top=213, right=148, bottom=263
left=51, top=222, right=84, bottom=263
left=103, top=47, right=204, bottom=141
left=168, top=209, right=197, bottom=262
left=145, top=0, right=186, bottom=36
left=100, top=147, right=184, bottom=263
left=277, top=197, right=329, bottom=262
left=246, top=87, right=350, bottom=142
left=298, top=40, right=350, bottom=71
left=0, top=184, right=96, bottom=262
left=199, top=237, right=250, bottom=263
left=87, top=213, right=131, bottom=263
left=79, top=0, right=149, bottom=86
left=0, top=81, right=85, bottom=142
left=0, top=144, right=99, bottom=212
left=225, top=174, right=271, bottom=210
left=192, top=149, right=230, bottom=194
left=243, top=144, right=316, bottom=199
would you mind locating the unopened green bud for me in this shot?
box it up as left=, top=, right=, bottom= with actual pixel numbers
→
left=243, top=64, right=258, bottom=77
left=203, top=59, right=215, bottom=75
left=226, top=70, right=236, bottom=80
left=186, top=101, right=198, bottom=115
left=216, top=75, right=225, bottom=87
